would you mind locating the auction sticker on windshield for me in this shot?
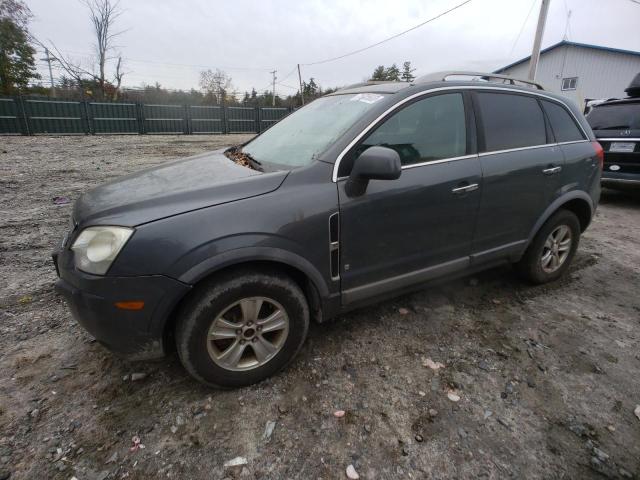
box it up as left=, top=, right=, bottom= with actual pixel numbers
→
left=350, top=93, right=385, bottom=104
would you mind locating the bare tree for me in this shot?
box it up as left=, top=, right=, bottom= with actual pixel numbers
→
left=199, top=69, right=233, bottom=104
left=35, top=0, right=126, bottom=99
left=85, top=0, right=123, bottom=96
left=0, top=0, right=32, bottom=28
left=112, top=55, right=124, bottom=100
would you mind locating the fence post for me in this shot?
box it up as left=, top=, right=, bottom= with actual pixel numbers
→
left=222, top=105, right=228, bottom=134
left=17, top=96, right=30, bottom=135
left=83, top=101, right=92, bottom=135
left=136, top=103, right=145, bottom=134
left=184, top=105, right=190, bottom=134
left=256, top=107, right=261, bottom=133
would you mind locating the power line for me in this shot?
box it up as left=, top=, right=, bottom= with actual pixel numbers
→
left=508, top=0, right=538, bottom=59
left=300, top=0, right=473, bottom=66
left=278, top=66, right=298, bottom=84
left=35, top=46, right=276, bottom=72
left=277, top=82, right=298, bottom=90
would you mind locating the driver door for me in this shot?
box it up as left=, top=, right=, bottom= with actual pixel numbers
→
left=336, top=91, right=482, bottom=304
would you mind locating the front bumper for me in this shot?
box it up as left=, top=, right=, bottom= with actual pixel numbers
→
left=53, top=248, right=191, bottom=360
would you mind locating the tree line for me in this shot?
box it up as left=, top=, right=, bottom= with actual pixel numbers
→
left=1, top=0, right=417, bottom=107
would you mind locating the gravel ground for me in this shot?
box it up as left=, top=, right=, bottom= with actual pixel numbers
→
left=1, top=135, right=639, bottom=480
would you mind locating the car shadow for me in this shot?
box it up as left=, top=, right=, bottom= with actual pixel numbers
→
left=600, top=187, right=640, bottom=208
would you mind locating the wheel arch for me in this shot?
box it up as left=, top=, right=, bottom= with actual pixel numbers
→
left=527, top=191, right=593, bottom=248
left=161, top=249, right=329, bottom=353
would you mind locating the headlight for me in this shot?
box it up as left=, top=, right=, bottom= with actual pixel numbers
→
left=71, top=226, right=133, bottom=275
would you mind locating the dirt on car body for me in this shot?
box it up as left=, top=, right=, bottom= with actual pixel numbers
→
left=0, top=135, right=639, bottom=479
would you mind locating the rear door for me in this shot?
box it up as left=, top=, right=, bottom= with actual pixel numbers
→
left=540, top=99, right=592, bottom=190
left=471, top=91, right=564, bottom=260
left=337, top=91, right=482, bottom=303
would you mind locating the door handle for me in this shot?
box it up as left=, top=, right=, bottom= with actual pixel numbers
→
left=542, top=166, right=562, bottom=175
left=451, top=183, right=479, bottom=194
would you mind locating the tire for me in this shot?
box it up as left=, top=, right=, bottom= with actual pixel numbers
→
left=515, top=209, right=581, bottom=285
left=175, top=269, right=309, bottom=388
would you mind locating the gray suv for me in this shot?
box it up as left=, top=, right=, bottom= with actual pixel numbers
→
left=53, top=72, right=602, bottom=387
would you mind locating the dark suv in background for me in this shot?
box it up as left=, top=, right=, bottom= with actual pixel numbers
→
left=54, top=71, right=602, bottom=388
left=587, top=73, right=640, bottom=188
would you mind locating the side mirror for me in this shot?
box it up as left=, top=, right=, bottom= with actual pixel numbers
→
left=345, top=146, right=401, bottom=197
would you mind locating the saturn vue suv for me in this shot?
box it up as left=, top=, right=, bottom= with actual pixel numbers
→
left=53, top=71, right=602, bottom=387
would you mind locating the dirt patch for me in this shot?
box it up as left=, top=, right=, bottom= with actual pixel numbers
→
left=0, top=135, right=639, bottom=479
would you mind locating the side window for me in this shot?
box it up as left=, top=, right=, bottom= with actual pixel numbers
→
left=354, top=93, right=467, bottom=167
left=541, top=100, right=585, bottom=142
left=477, top=92, right=547, bottom=151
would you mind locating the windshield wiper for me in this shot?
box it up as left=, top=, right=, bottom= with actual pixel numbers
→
left=243, top=151, right=264, bottom=172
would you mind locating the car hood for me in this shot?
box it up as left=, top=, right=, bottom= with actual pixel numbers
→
left=73, top=149, right=288, bottom=227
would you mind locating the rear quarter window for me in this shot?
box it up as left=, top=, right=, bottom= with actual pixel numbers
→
left=476, top=92, right=547, bottom=151
left=541, top=100, right=585, bottom=142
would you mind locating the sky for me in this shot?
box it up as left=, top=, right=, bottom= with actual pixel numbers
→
left=26, top=0, right=640, bottom=99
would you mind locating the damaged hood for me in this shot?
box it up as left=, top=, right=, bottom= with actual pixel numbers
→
left=73, top=149, right=288, bottom=227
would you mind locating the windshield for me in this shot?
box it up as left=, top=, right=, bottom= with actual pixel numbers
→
left=243, top=93, right=387, bottom=168
left=587, top=103, right=640, bottom=130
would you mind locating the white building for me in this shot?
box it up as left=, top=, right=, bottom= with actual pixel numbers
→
left=493, top=41, right=640, bottom=108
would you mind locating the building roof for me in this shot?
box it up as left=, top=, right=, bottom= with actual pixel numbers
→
left=493, top=41, right=640, bottom=73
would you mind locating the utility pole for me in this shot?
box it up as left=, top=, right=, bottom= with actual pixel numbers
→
left=270, top=69, right=277, bottom=107
left=528, top=0, right=551, bottom=81
left=297, top=64, right=305, bottom=106
left=41, top=48, right=56, bottom=97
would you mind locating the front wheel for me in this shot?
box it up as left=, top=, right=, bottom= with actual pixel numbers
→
left=515, top=210, right=581, bottom=284
left=176, top=269, right=309, bottom=388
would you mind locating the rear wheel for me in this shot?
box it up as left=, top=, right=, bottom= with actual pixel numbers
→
left=515, top=210, right=580, bottom=284
left=176, top=269, right=309, bottom=388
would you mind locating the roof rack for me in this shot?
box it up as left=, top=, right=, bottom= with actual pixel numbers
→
left=415, top=71, right=544, bottom=90
left=338, top=80, right=397, bottom=90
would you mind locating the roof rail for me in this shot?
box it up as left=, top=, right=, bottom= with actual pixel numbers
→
left=337, top=80, right=397, bottom=90
left=415, top=71, right=544, bottom=90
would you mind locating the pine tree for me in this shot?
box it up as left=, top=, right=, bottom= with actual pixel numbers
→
left=370, top=65, right=386, bottom=81
left=401, top=61, right=416, bottom=82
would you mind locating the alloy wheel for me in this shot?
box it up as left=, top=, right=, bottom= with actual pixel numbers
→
left=540, top=224, right=572, bottom=273
left=206, top=297, right=289, bottom=371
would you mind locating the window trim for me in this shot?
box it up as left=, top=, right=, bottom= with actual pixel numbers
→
left=332, top=85, right=589, bottom=182
left=401, top=153, right=479, bottom=170
left=339, top=90, right=471, bottom=174
left=540, top=98, right=587, bottom=143
left=472, top=90, right=550, bottom=153
left=561, top=77, right=578, bottom=91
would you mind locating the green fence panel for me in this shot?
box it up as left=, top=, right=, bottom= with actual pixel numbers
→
left=23, top=99, right=86, bottom=134
left=259, top=107, right=289, bottom=132
left=143, top=104, right=185, bottom=134
left=0, top=98, right=23, bottom=134
left=89, top=102, right=139, bottom=134
left=189, top=105, right=223, bottom=134
left=226, top=107, right=257, bottom=133
left=0, top=97, right=294, bottom=135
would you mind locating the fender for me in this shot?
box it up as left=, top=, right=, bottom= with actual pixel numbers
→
left=177, top=245, right=331, bottom=299
left=526, top=190, right=593, bottom=247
